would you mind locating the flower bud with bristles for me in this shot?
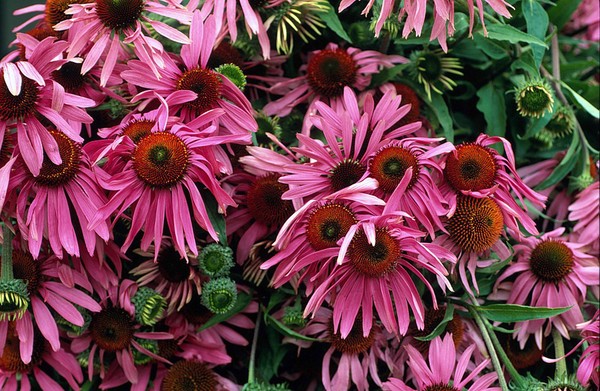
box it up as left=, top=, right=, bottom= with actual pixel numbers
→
left=243, top=382, right=292, bottom=391
left=515, top=79, right=554, bottom=118
left=282, top=305, right=306, bottom=328
left=132, top=338, right=158, bottom=365
left=199, top=244, right=234, bottom=278
left=571, top=172, right=595, bottom=192
left=201, top=277, right=237, bottom=314
left=545, top=106, right=576, bottom=138
left=215, top=64, right=247, bottom=90
left=132, top=286, right=166, bottom=326
left=0, top=280, right=30, bottom=321
left=509, top=374, right=545, bottom=391
left=408, top=49, right=463, bottom=100
left=543, top=375, right=585, bottom=391
left=255, top=112, right=282, bottom=145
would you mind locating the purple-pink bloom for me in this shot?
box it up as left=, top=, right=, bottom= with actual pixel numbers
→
left=577, top=311, right=600, bottom=388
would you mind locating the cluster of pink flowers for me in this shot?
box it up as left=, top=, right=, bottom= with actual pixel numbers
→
left=0, top=1, right=597, bottom=390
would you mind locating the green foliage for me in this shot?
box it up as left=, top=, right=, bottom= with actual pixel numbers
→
left=474, top=304, right=572, bottom=322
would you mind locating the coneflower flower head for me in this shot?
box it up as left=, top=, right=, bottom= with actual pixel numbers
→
left=515, top=79, right=555, bottom=118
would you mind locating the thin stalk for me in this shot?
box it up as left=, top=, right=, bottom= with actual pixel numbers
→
left=552, top=328, right=567, bottom=378
left=468, top=305, right=510, bottom=391
left=1, top=224, right=14, bottom=282
left=482, top=317, right=526, bottom=387
left=248, top=306, right=262, bottom=384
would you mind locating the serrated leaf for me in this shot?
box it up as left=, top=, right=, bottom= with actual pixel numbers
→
left=197, top=292, right=252, bottom=331
left=265, top=313, right=322, bottom=342
left=523, top=0, right=549, bottom=68
left=537, top=130, right=581, bottom=189
left=475, top=304, right=572, bottom=322
left=476, top=82, right=507, bottom=142
left=548, top=0, right=583, bottom=30
left=414, top=304, right=454, bottom=341
left=561, top=81, right=600, bottom=118
left=486, top=24, right=548, bottom=48
left=317, top=3, right=353, bottom=43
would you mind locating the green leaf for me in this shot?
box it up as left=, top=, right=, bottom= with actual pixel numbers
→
left=475, top=304, right=572, bottom=322
left=510, top=51, right=540, bottom=77
left=524, top=110, right=553, bottom=139
left=414, top=304, right=455, bottom=341
left=265, top=313, right=322, bottom=342
left=201, top=189, right=228, bottom=245
left=318, top=3, right=353, bottom=43
left=476, top=82, right=507, bottom=142
left=548, top=0, right=583, bottom=30
left=523, top=0, right=549, bottom=68
left=370, top=64, right=408, bottom=86
left=197, top=292, right=252, bottom=331
left=256, top=326, right=290, bottom=382
left=537, top=130, right=581, bottom=189
left=474, top=33, right=509, bottom=60
left=561, top=81, right=600, bottom=118
left=427, top=94, right=454, bottom=143
left=486, top=24, right=548, bottom=48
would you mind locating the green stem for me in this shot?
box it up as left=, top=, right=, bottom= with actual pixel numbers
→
left=482, top=317, right=526, bottom=387
left=552, top=328, right=567, bottom=378
left=1, top=224, right=14, bottom=282
left=248, top=306, right=262, bottom=384
left=468, top=305, right=510, bottom=391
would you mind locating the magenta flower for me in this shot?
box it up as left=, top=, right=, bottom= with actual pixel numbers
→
left=0, top=246, right=101, bottom=364
left=71, top=280, right=172, bottom=385
left=304, top=172, right=454, bottom=338
left=382, top=334, right=498, bottom=391
left=577, top=311, right=599, bottom=388
left=263, top=43, right=406, bottom=133
left=0, top=35, right=94, bottom=176
left=260, top=179, right=386, bottom=291
left=90, top=113, right=239, bottom=260
left=491, top=228, right=600, bottom=348
left=568, top=181, right=599, bottom=257
left=7, top=129, right=110, bottom=259
left=339, top=0, right=512, bottom=50
left=565, top=0, right=600, bottom=41
left=130, top=242, right=203, bottom=315
left=0, top=323, right=84, bottom=391
left=121, top=12, right=257, bottom=137
left=442, top=133, right=546, bottom=237
left=200, top=0, right=286, bottom=59
left=54, top=0, right=193, bottom=86
left=291, top=306, right=392, bottom=391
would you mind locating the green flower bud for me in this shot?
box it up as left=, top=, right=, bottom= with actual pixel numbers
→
left=545, top=106, right=576, bottom=138
left=132, top=287, right=166, bottom=326
left=199, top=244, right=234, bottom=278
left=509, top=373, right=545, bottom=391
left=543, top=375, right=584, bottom=391
left=132, top=338, right=158, bottom=365
left=255, top=112, right=282, bottom=145
left=516, top=79, right=554, bottom=118
left=571, top=172, right=595, bottom=192
left=0, top=279, right=29, bottom=321
left=201, top=277, right=237, bottom=314
left=243, top=382, right=292, bottom=391
left=282, top=303, right=306, bottom=328
left=215, top=63, right=247, bottom=90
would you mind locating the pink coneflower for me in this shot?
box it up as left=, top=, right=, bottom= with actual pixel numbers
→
left=53, top=0, right=193, bottom=87
left=260, top=179, right=385, bottom=291
left=0, top=246, right=101, bottom=364
left=70, top=280, right=172, bottom=385
left=291, top=306, right=392, bottom=391
left=225, top=170, right=295, bottom=264
left=565, top=0, right=600, bottom=41
left=263, top=43, right=406, bottom=133
left=433, top=194, right=513, bottom=294
left=0, top=323, right=84, bottom=391
left=338, top=0, right=512, bottom=49
left=491, top=228, right=600, bottom=349
left=201, top=0, right=286, bottom=59
left=382, top=334, right=498, bottom=391
left=568, top=181, right=599, bottom=257
left=304, top=173, right=454, bottom=338
left=442, top=133, right=546, bottom=237
left=7, top=129, right=110, bottom=259
left=121, top=12, right=257, bottom=137
left=577, top=311, right=599, bottom=388
left=131, top=243, right=203, bottom=315
left=0, top=35, right=94, bottom=176
left=89, top=114, right=238, bottom=260
left=98, top=321, right=231, bottom=390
